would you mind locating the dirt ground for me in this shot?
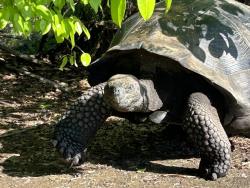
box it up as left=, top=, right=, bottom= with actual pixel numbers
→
left=0, top=51, right=250, bottom=188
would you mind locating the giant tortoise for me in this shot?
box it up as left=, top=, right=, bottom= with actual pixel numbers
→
left=53, top=0, right=250, bottom=180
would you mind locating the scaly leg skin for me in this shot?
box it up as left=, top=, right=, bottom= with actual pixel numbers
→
left=53, top=83, right=111, bottom=166
left=183, top=92, right=231, bottom=180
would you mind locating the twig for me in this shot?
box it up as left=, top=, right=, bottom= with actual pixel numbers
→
left=4, top=64, right=70, bottom=92
left=0, top=34, right=23, bottom=40
left=0, top=127, right=37, bottom=138
left=0, top=43, right=52, bottom=66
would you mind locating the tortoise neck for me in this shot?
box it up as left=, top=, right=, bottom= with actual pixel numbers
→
left=139, top=79, right=163, bottom=112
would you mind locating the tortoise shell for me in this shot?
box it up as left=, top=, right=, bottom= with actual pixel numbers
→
left=89, top=0, right=250, bottom=135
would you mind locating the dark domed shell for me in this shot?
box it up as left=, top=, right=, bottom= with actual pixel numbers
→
left=108, top=0, right=250, bottom=113
left=88, top=0, right=250, bottom=135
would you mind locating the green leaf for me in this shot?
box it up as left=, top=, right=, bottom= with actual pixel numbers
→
left=89, top=0, right=101, bottom=13
left=69, top=55, right=75, bottom=65
left=165, top=0, right=172, bottom=13
left=80, top=53, right=91, bottom=66
left=110, top=0, right=126, bottom=27
left=13, top=13, right=25, bottom=34
left=36, top=0, right=52, bottom=4
left=55, top=34, right=64, bottom=43
left=40, top=20, right=51, bottom=35
left=75, top=21, right=82, bottom=35
left=60, top=56, right=68, bottom=70
left=81, top=23, right=90, bottom=39
left=67, top=0, right=75, bottom=11
left=65, top=18, right=76, bottom=48
left=68, top=18, right=76, bottom=33
left=73, top=51, right=77, bottom=65
left=54, top=19, right=65, bottom=43
left=34, top=20, right=41, bottom=32
left=14, top=0, right=25, bottom=9
left=70, top=32, right=75, bottom=48
left=0, top=10, right=8, bottom=29
left=0, top=0, right=9, bottom=6
left=55, top=23, right=66, bottom=38
left=54, top=0, right=66, bottom=10
left=21, top=5, right=33, bottom=21
left=52, top=14, right=60, bottom=30
left=61, top=19, right=70, bottom=38
left=81, top=0, right=89, bottom=5
left=137, top=0, right=155, bottom=20
left=36, top=5, right=52, bottom=21
left=0, top=19, right=8, bottom=30
left=1, top=7, right=12, bottom=22
left=23, top=21, right=32, bottom=36
left=52, top=14, right=66, bottom=39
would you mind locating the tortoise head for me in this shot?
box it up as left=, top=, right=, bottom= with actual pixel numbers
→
left=104, top=74, right=163, bottom=112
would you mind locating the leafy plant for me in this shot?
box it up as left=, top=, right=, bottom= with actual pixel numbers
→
left=0, top=0, right=172, bottom=68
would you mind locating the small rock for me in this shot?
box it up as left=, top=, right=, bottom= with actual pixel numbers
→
left=241, top=173, right=247, bottom=178
left=3, top=74, right=16, bottom=80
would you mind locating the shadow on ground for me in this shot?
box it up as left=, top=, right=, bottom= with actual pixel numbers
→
left=0, top=125, right=77, bottom=177
left=0, top=120, right=199, bottom=178
left=0, top=62, right=83, bottom=177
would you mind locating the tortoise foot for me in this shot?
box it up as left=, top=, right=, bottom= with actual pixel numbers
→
left=199, top=157, right=230, bottom=180
left=53, top=83, right=111, bottom=166
left=183, top=92, right=231, bottom=180
left=52, top=136, right=87, bottom=166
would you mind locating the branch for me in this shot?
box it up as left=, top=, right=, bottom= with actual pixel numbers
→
left=0, top=43, right=52, bottom=65
left=0, top=33, right=23, bottom=40
left=0, top=127, right=38, bottom=138
left=4, top=64, right=70, bottom=92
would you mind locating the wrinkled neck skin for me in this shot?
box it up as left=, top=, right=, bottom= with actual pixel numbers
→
left=139, top=79, right=163, bottom=112
left=224, top=104, right=250, bottom=137
left=104, top=74, right=163, bottom=113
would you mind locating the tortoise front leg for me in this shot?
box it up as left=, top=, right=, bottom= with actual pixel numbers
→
left=183, top=92, right=231, bottom=180
left=53, top=83, right=112, bottom=166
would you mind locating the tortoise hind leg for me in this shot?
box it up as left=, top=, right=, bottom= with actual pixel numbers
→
left=53, top=83, right=112, bottom=166
left=183, top=92, right=231, bottom=180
